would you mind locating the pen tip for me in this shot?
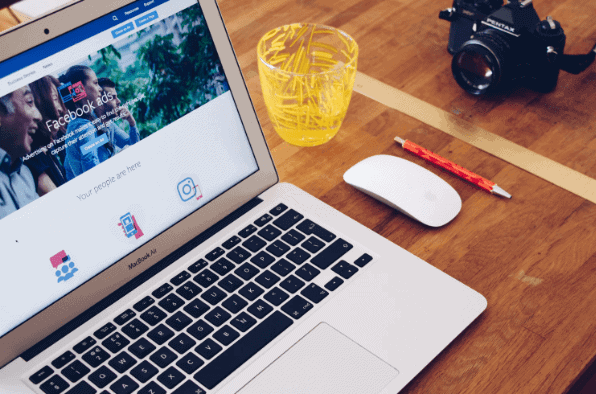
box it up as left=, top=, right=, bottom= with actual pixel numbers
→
left=492, top=185, right=512, bottom=199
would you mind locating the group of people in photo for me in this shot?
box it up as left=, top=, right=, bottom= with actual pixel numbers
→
left=0, top=65, right=141, bottom=220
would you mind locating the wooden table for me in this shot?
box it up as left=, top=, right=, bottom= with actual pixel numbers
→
left=2, top=0, right=596, bottom=392
left=217, top=0, right=596, bottom=393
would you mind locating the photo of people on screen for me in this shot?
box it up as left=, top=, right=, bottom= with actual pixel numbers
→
left=0, top=3, right=229, bottom=221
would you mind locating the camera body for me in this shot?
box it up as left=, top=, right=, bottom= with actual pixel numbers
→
left=439, top=0, right=568, bottom=94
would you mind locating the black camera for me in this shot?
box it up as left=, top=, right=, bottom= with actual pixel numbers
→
left=439, top=0, right=596, bottom=95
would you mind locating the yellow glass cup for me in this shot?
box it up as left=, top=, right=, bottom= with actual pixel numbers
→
left=257, top=23, right=358, bottom=147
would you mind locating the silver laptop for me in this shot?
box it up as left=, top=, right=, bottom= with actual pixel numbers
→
left=0, top=1, right=487, bottom=393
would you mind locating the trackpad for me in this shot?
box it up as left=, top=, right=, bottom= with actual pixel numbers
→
left=238, top=322, right=399, bottom=394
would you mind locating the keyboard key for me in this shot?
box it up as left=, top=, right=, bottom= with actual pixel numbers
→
left=128, top=338, right=156, bottom=359
left=281, top=229, right=306, bottom=246
left=130, top=360, right=158, bottom=384
left=102, top=333, right=130, bottom=354
left=242, top=235, right=267, bottom=253
left=331, top=260, right=359, bottom=279
left=183, top=299, right=210, bottom=319
left=204, top=306, right=231, bottom=327
left=234, top=262, right=260, bottom=280
left=138, top=381, right=166, bottom=394
left=266, top=240, right=291, bottom=257
left=158, top=294, right=185, bottom=313
left=238, top=224, right=257, bottom=238
left=269, top=203, right=288, bottom=216
left=286, top=247, right=311, bottom=265
left=61, top=360, right=90, bottom=383
left=88, top=365, right=117, bottom=388
left=218, top=274, right=243, bottom=293
left=169, top=333, right=196, bottom=354
left=206, top=247, right=225, bottom=261
left=40, top=375, right=70, bottom=394
left=200, top=285, right=227, bottom=305
left=52, top=351, right=75, bottom=369
left=150, top=347, right=178, bottom=368
left=264, top=287, right=290, bottom=306
left=64, top=381, right=95, bottom=394
left=94, top=323, right=116, bottom=340
left=195, top=338, right=222, bottom=360
left=295, top=263, right=321, bottom=282
left=325, top=276, right=344, bottom=291
left=108, top=351, right=137, bottom=373
left=188, top=258, right=208, bottom=274
left=254, top=212, right=273, bottom=226
left=311, top=238, right=353, bottom=269
left=230, top=312, right=257, bottom=332
left=258, top=224, right=282, bottom=241
left=140, top=306, right=167, bottom=326
left=73, top=337, right=96, bottom=354
left=176, top=352, right=204, bottom=374
left=238, top=282, right=264, bottom=301
left=301, top=283, right=329, bottom=303
left=109, top=375, right=139, bottom=394
left=213, top=325, right=240, bottom=346
left=170, top=271, right=191, bottom=286
left=173, top=380, right=206, bottom=394
left=247, top=299, right=273, bottom=319
left=187, top=320, right=214, bottom=341
left=121, top=319, right=149, bottom=340
left=279, top=275, right=305, bottom=294
left=157, top=366, right=185, bottom=389
left=222, top=235, right=242, bottom=250
left=147, top=324, right=175, bottom=345
left=296, top=219, right=336, bottom=242
left=152, top=283, right=173, bottom=299
left=82, top=346, right=111, bottom=368
left=132, top=296, right=155, bottom=312
left=250, top=250, right=275, bottom=268
left=281, top=295, right=313, bottom=320
left=211, top=257, right=236, bottom=276
left=166, top=311, right=193, bottom=331
left=30, top=365, right=53, bottom=384
left=301, top=236, right=325, bottom=254
left=176, top=281, right=202, bottom=300
left=194, top=311, right=293, bottom=390
left=226, top=246, right=251, bottom=264
left=193, top=269, right=219, bottom=288
left=114, top=310, right=136, bottom=326
left=354, top=253, right=373, bottom=267
left=255, top=270, right=280, bottom=289
left=221, top=294, right=248, bottom=314
left=271, top=258, right=295, bottom=277
left=272, top=209, right=303, bottom=231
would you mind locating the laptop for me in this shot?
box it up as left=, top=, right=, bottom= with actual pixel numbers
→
left=0, top=1, right=487, bottom=393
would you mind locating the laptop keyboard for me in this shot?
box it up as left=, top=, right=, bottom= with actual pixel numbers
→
left=29, top=203, right=374, bottom=394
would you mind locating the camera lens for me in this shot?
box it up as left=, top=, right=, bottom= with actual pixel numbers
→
left=451, top=30, right=512, bottom=95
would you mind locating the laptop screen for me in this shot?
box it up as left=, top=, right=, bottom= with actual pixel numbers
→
left=0, top=0, right=259, bottom=338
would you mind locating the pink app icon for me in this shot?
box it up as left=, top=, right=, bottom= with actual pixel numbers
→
left=50, top=250, right=68, bottom=269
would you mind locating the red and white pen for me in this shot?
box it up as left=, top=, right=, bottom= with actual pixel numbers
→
left=394, top=136, right=512, bottom=198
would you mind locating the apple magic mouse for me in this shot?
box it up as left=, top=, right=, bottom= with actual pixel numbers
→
left=343, top=154, right=462, bottom=227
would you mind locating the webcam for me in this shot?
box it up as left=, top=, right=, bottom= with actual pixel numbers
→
left=44, top=28, right=49, bottom=35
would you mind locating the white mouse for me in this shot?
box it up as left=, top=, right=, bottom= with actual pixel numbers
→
left=343, top=154, right=462, bottom=227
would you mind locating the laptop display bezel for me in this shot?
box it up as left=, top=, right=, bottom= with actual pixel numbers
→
left=0, top=0, right=278, bottom=368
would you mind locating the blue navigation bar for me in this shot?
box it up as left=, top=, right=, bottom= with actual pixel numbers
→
left=111, top=22, right=134, bottom=39
left=0, top=0, right=171, bottom=79
left=135, top=11, right=159, bottom=28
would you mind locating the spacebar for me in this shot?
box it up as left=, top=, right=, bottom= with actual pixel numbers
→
left=194, top=311, right=293, bottom=389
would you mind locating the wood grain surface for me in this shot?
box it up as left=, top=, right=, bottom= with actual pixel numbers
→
left=2, top=0, right=596, bottom=393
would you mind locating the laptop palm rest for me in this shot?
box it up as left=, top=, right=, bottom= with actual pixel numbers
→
left=237, top=322, right=399, bottom=394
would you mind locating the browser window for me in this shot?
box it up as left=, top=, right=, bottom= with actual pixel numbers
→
left=0, top=0, right=258, bottom=337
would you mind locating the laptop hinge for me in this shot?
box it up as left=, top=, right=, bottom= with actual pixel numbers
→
left=20, top=196, right=263, bottom=362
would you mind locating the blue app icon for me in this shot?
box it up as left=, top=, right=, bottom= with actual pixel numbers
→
left=55, top=255, right=78, bottom=283
left=178, top=177, right=197, bottom=202
left=120, top=213, right=137, bottom=238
